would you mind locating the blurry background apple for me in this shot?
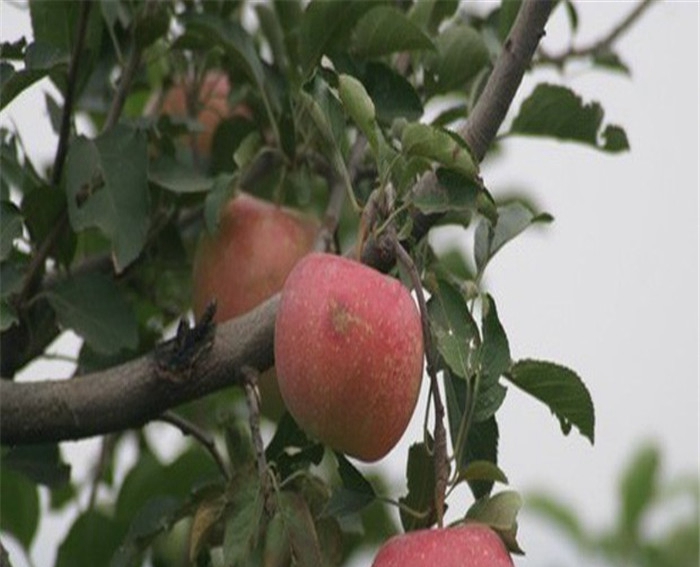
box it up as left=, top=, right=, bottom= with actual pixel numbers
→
left=159, top=71, right=251, bottom=165
left=192, top=191, right=319, bottom=417
left=274, top=253, right=424, bottom=462
left=372, top=524, right=513, bottom=567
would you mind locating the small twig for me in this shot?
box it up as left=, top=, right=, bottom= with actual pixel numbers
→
left=159, top=410, right=231, bottom=481
left=242, top=367, right=274, bottom=516
left=315, top=136, right=368, bottom=253
left=87, top=434, right=117, bottom=510
left=392, top=233, right=448, bottom=528
left=538, top=0, right=655, bottom=67
left=103, top=40, right=142, bottom=132
left=17, top=0, right=91, bottom=305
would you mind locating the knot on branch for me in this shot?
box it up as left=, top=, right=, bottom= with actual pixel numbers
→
left=155, top=301, right=216, bottom=382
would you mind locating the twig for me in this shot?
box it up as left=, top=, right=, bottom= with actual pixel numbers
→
left=159, top=410, right=231, bottom=481
left=17, top=0, right=92, bottom=305
left=538, top=0, right=655, bottom=68
left=87, top=434, right=117, bottom=510
left=316, top=136, right=368, bottom=253
left=242, top=367, right=274, bottom=515
left=103, top=40, right=142, bottom=133
left=392, top=234, right=448, bottom=528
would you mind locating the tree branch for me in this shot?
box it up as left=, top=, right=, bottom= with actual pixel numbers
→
left=1, top=0, right=554, bottom=446
left=0, top=296, right=278, bottom=445
left=538, top=0, right=655, bottom=68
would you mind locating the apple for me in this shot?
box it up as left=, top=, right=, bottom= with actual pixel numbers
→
left=192, top=192, right=319, bottom=416
left=372, top=524, right=514, bottom=567
left=160, top=71, right=250, bottom=159
left=274, top=252, right=424, bottom=462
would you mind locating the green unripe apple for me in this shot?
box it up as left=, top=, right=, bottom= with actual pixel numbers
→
left=274, top=252, right=424, bottom=462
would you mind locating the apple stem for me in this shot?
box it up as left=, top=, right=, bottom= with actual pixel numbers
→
left=159, top=410, right=231, bottom=481
left=242, top=366, right=275, bottom=516
left=392, top=235, right=449, bottom=528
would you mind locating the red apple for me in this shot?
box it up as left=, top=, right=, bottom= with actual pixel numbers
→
left=160, top=71, right=250, bottom=158
left=192, top=192, right=319, bottom=415
left=274, top=252, right=424, bottom=462
left=372, top=524, right=514, bottom=567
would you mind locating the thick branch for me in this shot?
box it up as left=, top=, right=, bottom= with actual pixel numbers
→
left=0, top=296, right=278, bottom=445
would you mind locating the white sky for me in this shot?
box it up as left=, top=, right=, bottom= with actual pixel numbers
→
left=1, top=2, right=698, bottom=567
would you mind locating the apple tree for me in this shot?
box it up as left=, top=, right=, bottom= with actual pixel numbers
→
left=0, top=1, right=646, bottom=565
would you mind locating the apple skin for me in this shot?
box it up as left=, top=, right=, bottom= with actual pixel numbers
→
left=372, top=524, right=514, bottom=567
left=274, top=252, right=424, bottom=462
left=192, top=192, right=319, bottom=416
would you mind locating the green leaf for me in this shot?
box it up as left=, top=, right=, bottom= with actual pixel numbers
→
left=278, top=491, right=325, bottom=567
left=425, top=24, right=490, bottom=95
left=115, top=449, right=219, bottom=527
left=408, top=0, right=459, bottom=35
left=444, top=371, right=500, bottom=499
left=474, top=201, right=553, bottom=275
left=399, top=440, right=436, bottom=531
left=0, top=64, right=56, bottom=111
left=481, top=294, right=510, bottom=377
left=2, top=444, right=71, bottom=488
left=338, top=73, right=379, bottom=152
left=326, top=452, right=376, bottom=516
left=507, top=359, right=595, bottom=444
left=411, top=168, right=481, bottom=217
left=64, top=124, right=150, bottom=273
left=510, top=83, right=630, bottom=153
left=0, top=201, right=22, bottom=261
left=111, top=496, right=181, bottom=567
left=46, top=272, right=138, bottom=355
left=0, top=467, right=40, bottom=549
left=0, top=299, right=18, bottom=331
left=148, top=156, right=214, bottom=194
left=619, top=443, right=660, bottom=540
left=426, top=277, right=479, bottom=379
left=466, top=490, right=522, bottom=532
left=362, top=62, right=423, bottom=125
left=266, top=413, right=325, bottom=481
left=458, top=460, right=508, bottom=486
left=223, top=477, right=265, bottom=566
left=402, top=122, right=478, bottom=178
left=299, top=0, right=376, bottom=78
left=22, top=183, right=75, bottom=266
left=351, top=6, right=434, bottom=58
left=56, top=510, right=125, bottom=567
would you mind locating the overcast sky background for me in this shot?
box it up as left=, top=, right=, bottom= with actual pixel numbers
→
left=1, top=2, right=698, bottom=567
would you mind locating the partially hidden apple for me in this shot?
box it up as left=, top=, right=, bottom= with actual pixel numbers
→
left=274, top=252, right=424, bottom=462
left=160, top=71, right=250, bottom=159
left=372, top=524, right=514, bottom=567
left=192, top=192, right=319, bottom=416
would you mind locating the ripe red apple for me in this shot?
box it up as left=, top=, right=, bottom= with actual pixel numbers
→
left=192, top=192, right=319, bottom=415
left=160, top=71, right=250, bottom=158
left=274, top=252, right=424, bottom=462
left=372, top=524, right=514, bottom=567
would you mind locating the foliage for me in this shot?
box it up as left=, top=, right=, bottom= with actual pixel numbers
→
left=0, top=0, right=641, bottom=565
left=526, top=442, right=700, bottom=567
